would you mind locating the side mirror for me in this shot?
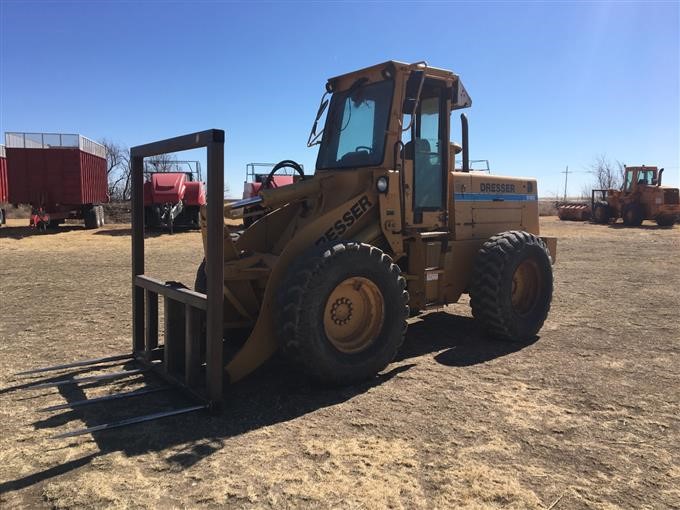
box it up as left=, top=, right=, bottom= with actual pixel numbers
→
left=316, top=98, right=329, bottom=120
left=403, top=70, right=424, bottom=115
left=307, top=93, right=330, bottom=147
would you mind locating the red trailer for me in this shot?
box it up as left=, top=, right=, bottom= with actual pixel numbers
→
left=143, top=160, right=206, bottom=233
left=5, top=132, right=108, bottom=230
left=0, top=145, right=7, bottom=225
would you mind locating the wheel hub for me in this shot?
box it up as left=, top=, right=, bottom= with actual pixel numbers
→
left=330, top=297, right=353, bottom=325
left=323, top=277, right=385, bottom=354
left=511, top=258, right=542, bottom=316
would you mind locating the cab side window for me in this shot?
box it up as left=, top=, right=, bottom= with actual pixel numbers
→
left=413, top=84, right=445, bottom=212
left=625, top=170, right=635, bottom=191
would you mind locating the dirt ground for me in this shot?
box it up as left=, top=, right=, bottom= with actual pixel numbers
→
left=0, top=217, right=678, bottom=509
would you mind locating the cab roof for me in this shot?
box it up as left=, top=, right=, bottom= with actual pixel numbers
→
left=327, top=60, right=459, bottom=85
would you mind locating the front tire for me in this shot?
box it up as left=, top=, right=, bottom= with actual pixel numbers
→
left=470, top=231, right=553, bottom=342
left=592, top=203, right=611, bottom=224
left=622, top=203, right=644, bottom=226
left=277, top=242, right=409, bottom=385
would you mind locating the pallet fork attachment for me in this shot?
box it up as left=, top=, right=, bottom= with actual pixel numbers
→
left=14, top=130, right=225, bottom=439
left=28, top=368, right=149, bottom=389
left=14, top=354, right=133, bottom=376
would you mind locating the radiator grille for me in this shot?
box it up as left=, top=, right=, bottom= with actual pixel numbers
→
left=664, top=189, right=679, bottom=205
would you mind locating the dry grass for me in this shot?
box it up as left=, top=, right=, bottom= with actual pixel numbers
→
left=0, top=217, right=679, bottom=509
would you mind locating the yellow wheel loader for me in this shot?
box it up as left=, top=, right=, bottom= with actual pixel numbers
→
left=17, top=61, right=558, bottom=437
left=198, top=61, right=557, bottom=387
left=591, top=166, right=680, bottom=226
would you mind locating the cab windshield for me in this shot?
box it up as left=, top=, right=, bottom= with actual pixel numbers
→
left=625, top=169, right=656, bottom=190
left=316, top=79, right=394, bottom=170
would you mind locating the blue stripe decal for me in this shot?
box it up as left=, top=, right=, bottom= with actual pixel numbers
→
left=453, top=193, right=537, bottom=202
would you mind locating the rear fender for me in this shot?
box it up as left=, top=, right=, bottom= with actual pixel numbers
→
left=541, top=236, right=557, bottom=263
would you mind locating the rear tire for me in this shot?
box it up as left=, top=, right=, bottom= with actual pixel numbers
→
left=592, top=203, right=611, bottom=224
left=277, top=242, right=409, bottom=385
left=187, top=207, right=200, bottom=228
left=622, top=203, right=644, bottom=226
left=84, top=206, right=98, bottom=229
left=655, top=215, right=676, bottom=227
left=470, top=231, right=553, bottom=342
left=144, top=206, right=151, bottom=228
left=153, top=206, right=162, bottom=229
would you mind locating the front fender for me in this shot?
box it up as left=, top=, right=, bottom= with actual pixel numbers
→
left=225, top=192, right=380, bottom=382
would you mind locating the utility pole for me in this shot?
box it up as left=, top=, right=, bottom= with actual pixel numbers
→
left=561, top=165, right=570, bottom=201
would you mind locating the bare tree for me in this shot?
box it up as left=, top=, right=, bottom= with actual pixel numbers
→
left=146, top=153, right=179, bottom=173
left=101, top=139, right=124, bottom=178
left=590, top=154, right=625, bottom=190
left=118, top=157, right=133, bottom=202
left=580, top=182, right=594, bottom=200
left=100, top=139, right=131, bottom=200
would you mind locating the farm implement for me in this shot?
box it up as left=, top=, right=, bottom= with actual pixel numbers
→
left=4, top=132, right=108, bottom=230
left=143, top=160, right=206, bottom=233
left=557, top=202, right=591, bottom=221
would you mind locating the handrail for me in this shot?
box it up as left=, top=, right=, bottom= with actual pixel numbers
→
left=4, top=132, right=106, bottom=159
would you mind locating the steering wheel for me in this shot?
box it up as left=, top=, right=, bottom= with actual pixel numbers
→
left=355, top=146, right=373, bottom=153
left=261, top=160, right=305, bottom=190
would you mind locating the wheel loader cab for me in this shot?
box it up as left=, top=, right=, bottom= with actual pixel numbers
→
left=311, top=63, right=468, bottom=235
left=624, top=166, right=657, bottom=192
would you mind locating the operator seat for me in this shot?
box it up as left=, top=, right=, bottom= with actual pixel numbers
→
left=404, top=138, right=441, bottom=209
left=338, top=149, right=371, bottom=166
left=401, top=138, right=432, bottom=161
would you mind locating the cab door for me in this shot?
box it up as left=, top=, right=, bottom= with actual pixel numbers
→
left=405, top=79, right=449, bottom=230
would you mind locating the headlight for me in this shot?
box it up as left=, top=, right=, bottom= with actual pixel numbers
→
left=376, top=176, right=388, bottom=193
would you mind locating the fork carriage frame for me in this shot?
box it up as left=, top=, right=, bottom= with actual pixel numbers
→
left=130, top=129, right=225, bottom=410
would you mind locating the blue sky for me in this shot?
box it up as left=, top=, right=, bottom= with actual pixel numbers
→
left=1, top=1, right=678, bottom=197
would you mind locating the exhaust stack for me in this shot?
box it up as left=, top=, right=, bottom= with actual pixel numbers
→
left=461, top=113, right=469, bottom=172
